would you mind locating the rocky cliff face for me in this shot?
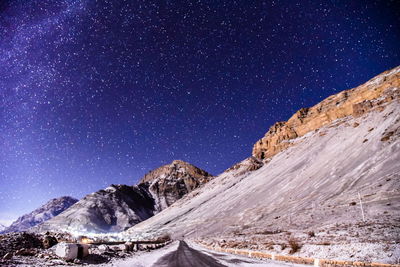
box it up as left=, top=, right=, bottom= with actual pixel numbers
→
left=140, top=160, right=213, bottom=210
left=253, top=67, right=400, bottom=159
left=34, top=160, right=212, bottom=234
left=1, top=196, right=78, bottom=234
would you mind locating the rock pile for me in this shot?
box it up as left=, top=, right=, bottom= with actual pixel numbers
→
left=0, top=232, right=43, bottom=258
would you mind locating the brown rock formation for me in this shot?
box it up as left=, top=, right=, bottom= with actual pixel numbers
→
left=139, top=160, right=213, bottom=210
left=253, top=66, right=400, bottom=159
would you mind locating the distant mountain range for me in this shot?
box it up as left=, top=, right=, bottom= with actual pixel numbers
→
left=0, top=223, right=6, bottom=232
left=33, top=160, right=213, bottom=234
left=1, top=196, right=78, bottom=234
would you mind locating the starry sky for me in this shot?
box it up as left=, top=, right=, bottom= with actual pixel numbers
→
left=0, top=0, right=399, bottom=224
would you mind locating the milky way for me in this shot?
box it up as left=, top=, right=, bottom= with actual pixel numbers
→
left=0, top=0, right=399, bottom=222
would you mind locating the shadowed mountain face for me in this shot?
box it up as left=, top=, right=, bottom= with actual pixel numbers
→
left=33, top=160, right=213, bottom=234
left=1, top=196, right=78, bottom=234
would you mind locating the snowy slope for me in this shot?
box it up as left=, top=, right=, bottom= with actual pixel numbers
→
left=129, top=99, right=400, bottom=236
left=34, top=184, right=156, bottom=234
left=1, top=196, right=78, bottom=233
left=125, top=67, right=400, bottom=262
left=0, top=223, right=5, bottom=232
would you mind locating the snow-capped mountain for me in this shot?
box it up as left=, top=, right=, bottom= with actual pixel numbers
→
left=1, top=196, right=78, bottom=233
left=34, top=160, right=213, bottom=234
left=0, top=223, right=6, bottom=232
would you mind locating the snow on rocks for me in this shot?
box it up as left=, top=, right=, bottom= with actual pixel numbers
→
left=1, top=196, right=78, bottom=234
left=55, top=242, right=89, bottom=261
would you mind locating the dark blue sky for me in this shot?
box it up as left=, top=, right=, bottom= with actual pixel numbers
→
left=0, top=0, right=399, bottom=224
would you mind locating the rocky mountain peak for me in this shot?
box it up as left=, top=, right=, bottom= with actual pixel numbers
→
left=139, top=160, right=212, bottom=184
left=253, top=66, right=400, bottom=159
left=139, top=160, right=213, bottom=211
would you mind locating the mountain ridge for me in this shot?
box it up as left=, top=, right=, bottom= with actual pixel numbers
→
left=33, top=160, right=212, bottom=234
left=252, top=66, right=400, bottom=159
left=1, top=196, right=78, bottom=234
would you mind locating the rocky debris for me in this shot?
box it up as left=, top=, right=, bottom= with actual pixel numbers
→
left=0, top=231, right=69, bottom=266
left=1, top=196, right=78, bottom=234
left=253, top=66, right=400, bottom=159
left=141, top=160, right=214, bottom=210
left=0, top=232, right=43, bottom=258
left=0, top=230, right=171, bottom=266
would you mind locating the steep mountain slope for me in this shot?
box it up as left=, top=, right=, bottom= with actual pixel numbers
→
left=252, top=65, right=400, bottom=160
left=1, top=196, right=78, bottom=234
left=0, top=223, right=6, bottom=232
left=125, top=67, right=400, bottom=262
left=34, top=160, right=212, bottom=234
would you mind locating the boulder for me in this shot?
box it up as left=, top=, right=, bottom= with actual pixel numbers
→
left=55, top=242, right=89, bottom=261
left=55, top=243, right=78, bottom=260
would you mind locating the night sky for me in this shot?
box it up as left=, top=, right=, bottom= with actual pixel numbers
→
left=1, top=0, right=399, bottom=225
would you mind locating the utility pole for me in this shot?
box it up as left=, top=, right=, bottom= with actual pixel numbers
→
left=358, top=192, right=365, bottom=222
